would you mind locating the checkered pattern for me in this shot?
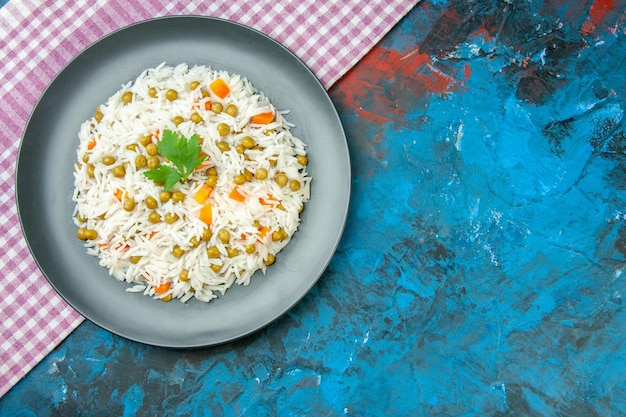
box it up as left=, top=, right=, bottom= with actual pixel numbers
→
left=0, top=0, right=417, bottom=397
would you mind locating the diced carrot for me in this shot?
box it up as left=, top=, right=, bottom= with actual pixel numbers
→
left=194, top=183, right=213, bottom=204
left=114, top=242, right=130, bottom=252
left=87, top=139, right=97, bottom=150
left=195, top=152, right=210, bottom=171
left=204, top=100, right=212, bottom=111
left=149, top=231, right=158, bottom=239
left=251, top=112, right=274, bottom=124
left=228, top=186, right=246, bottom=202
left=154, top=282, right=171, bottom=294
left=209, top=78, right=230, bottom=98
left=259, top=194, right=276, bottom=206
left=114, top=189, right=124, bottom=201
left=256, top=226, right=270, bottom=242
left=199, top=204, right=213, bottom=225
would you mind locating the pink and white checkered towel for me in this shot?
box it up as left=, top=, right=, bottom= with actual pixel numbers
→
left=0, top=0, right=417, bottom=397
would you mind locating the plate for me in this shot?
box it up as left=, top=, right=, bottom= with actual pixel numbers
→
left=16, top=16, right=350, bottom=347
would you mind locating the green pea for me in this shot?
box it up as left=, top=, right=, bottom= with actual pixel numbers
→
left=225, top=104, right=238, bottom=117
left=179, top=269, right=190, bottom=281
left=233, top=174, right=246, bottom=185
left=211, top=102, right=223, bottom=114
left=297, top=154, right=308, bottom=166
left=207, top=246, right=220, bottom=258
left=123, top=198, right=136, bottom=212
left=121, top=91, right=133, bottom=104
left=241, top=136, right=255, bottom=149
left=111, top=165, right=125, bottom=178
left=172, top=191, right=185, bottom=202
left=165, top=89, right=178, bottom=101
left=289, top=179, right=301, bottom=191
left=102, top=155, right=116, bottom=166
left=147, top=156, right=160, bottom=169
left=263, top=254, right=275, bottom=266
left=201, top=228, right=213, bottom=241
left=218, top=229, right=230, bottom=244
left=84, top=229, right=98, bottom=240
left=145, top=143, right=158, bottom=156
left=206, top=175, right=218, bottom=187
left=172, top=245, right=184, bottom=258
left=217, top=141, right=230, bottom=152
left=275, top=173, right=288, bottom=187
left=145, top=196, right=158, bottom=209
left=94, top=107, right=103, bottom=123
left=135, top=154, right=147, bottom=168
left=148, top=211, right=161, bottom=223
left=165, top=213, right=179, bottom=224
left=139, top=135, right=152, bottom=146
left=217, top=123, right=230, bottom=136
left=255, top=167, right=268, bottom=180
left=159, top=191, right=171, bottom=203
left=190, top=112, right=203, bottom=124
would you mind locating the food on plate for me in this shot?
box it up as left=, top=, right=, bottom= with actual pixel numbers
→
left=72, top=63, right=311, bottom=303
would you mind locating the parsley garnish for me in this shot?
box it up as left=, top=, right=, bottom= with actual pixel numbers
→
left=143, top=130, right=207, bottom=191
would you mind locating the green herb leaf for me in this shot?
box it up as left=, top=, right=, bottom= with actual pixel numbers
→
left=143, top=164, right=181, bottom=191
left=143, top=130, right=207, bottom=191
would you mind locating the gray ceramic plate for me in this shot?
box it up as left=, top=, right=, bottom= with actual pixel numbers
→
left=16, top=16, right=350, bottom=347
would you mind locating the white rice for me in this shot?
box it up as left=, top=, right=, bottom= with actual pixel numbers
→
left=72, top=63, right=311, bottom=303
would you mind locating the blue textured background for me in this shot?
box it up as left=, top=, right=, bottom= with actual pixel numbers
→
left=2, top=0, right=626, bottom=415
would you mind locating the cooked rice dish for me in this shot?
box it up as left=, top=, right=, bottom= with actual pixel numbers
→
left=72, top=63, right=311, bottom=303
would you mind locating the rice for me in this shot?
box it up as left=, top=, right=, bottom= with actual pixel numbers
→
left=72, top=63, right=311, bottom=303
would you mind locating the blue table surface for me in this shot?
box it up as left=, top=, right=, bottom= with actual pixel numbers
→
left=3, top=1, right=626, bottom=415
